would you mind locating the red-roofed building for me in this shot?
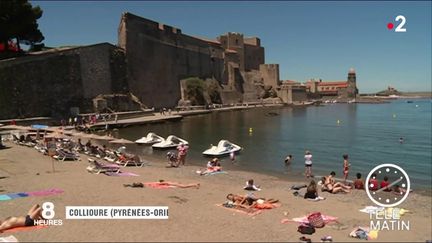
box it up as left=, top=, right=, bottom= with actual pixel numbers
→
left=305, top=69, right=358, bottom=98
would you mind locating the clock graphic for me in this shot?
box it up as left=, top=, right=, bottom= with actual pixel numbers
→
left=365, top=163, right=411, bottom=208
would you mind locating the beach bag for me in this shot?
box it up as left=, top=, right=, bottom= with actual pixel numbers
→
left=297, top=224, right=315, bottom=235
left=307, top=212, right=325, bottom=228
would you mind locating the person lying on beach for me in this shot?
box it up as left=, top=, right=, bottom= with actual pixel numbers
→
left=0, top=204, right=44, bottom=233
left=226, top=193, right=278, bottom=209
left=244, top=179, right=261, bottom=191
left=124, top=180, right=200, bottom=189
left=304, top=180, right=325, bottom=201
left=321, top=175, right=351, bottom=194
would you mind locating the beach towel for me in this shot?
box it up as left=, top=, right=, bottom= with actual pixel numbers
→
left=0, top=189, right=63, bottom=201
left=105, top=171, right=139, bottom=177
left=2, top=225, right=47, bottom=233
left=217, top=202, right=281, bottom=216
left=216, top=204, right=263, bottom=216
left=0, top=235, right=18, bottom=242
left=204, top=171, right=227, bottom=176
left=26, top=188, right=64, bottom=197
left=281, top=214, right=338, bottom=224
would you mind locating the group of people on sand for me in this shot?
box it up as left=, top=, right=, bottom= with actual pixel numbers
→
left=286, top=150, right=352, bottom=183
left=223, top=179, right=278, bottom=211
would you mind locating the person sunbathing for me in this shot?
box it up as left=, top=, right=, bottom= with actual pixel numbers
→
left=0, top=204, right=44, bottom=233
left=321, top=176, right=351, bottom=194
left=124, top=180, right=200, bottom=189
left=226, top=193, right=278, bottom=209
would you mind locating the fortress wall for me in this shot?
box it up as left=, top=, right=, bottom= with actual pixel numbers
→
left=260, top=64, right=280, bottom=87
left=79, top=44, right=113, bottom=98
left=244, top=44, right=264, bottom=71
left=0, top=43, right=119, bottom=119
left=120, top=13, right=225, bottom=108
left=0, top=53, right=83, bottom=119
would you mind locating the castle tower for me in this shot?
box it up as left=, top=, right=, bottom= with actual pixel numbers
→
left=347, top=68, right=358, bottom=98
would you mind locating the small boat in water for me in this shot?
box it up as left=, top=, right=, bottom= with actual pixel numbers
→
left=135, top=132, right=164, bottom=144
left=407, top=101, right=414, bottom=103
left=202, top=140, right=242, bottom=156
left=152, top=135, right=189, bottom=149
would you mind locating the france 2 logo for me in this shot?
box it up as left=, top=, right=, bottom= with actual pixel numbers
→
left=387, top=15, right=407, bottom=32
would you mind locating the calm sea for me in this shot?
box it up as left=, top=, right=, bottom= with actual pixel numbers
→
left=117, top=99, right=432, bottom=190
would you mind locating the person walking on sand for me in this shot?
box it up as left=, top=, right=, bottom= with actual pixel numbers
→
left=177, top=143, right=189, bottom=166
left=304, top=150, right=313, bottom=178
left=343, top=154, right=350, bottom=183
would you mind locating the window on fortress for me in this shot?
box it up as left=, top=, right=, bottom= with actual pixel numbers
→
left=235, top=39, right=239, bottom=45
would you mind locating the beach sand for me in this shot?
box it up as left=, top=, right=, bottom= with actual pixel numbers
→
left=0, top=142, right=431, bottom=242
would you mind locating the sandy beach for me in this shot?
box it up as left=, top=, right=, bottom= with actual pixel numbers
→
left=0, top=142, right=431, bottom=242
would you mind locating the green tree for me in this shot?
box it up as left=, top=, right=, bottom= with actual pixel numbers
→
left=185, top=77, right=205, bottom=105
left=0, top=0, right=44, bottom=53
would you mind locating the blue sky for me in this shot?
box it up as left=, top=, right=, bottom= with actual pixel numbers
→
left=32, top=1, right=431, bottom=93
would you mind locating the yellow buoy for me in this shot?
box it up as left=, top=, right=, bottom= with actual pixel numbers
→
left=249, top=127, right=253, bottom=133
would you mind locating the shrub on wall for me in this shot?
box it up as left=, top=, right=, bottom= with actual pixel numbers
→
left=185, top=77, right=205, bottom=105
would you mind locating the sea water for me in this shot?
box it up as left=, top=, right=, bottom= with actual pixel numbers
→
left=118, top=99, right=432, bottom=190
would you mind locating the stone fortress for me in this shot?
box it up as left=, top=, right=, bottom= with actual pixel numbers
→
left=0, top=12, right=357, bottom=120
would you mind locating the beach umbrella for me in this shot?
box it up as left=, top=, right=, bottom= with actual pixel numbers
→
left=109, top=138, right=134, bottom=144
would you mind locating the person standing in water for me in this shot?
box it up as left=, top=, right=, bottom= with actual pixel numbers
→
left=230, top=151, right=236, bottom=163
left=304, top=151, right=312, bottom=178
left=284, top=154, right=293, bottom=166
left=342, top=154, right=350, bottom=183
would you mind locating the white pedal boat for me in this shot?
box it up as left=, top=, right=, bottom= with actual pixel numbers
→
left=152, top=135, right=189, bottom=149
left=202, top=140, right=241, bottom=156
left=135, top=132, right=164, bottom=144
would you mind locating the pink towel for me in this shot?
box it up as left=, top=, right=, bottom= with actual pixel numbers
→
left=26, top=188, right=64, bottom=197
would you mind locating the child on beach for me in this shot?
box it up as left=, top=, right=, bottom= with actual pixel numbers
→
left=244, top=179, right=261, bottom=191
left=368, top=173, right=379, bottom=191
left=380, top=176, right=391, bottom=191
left=353, top=173, right=364, bottom=189
left=343, top=154, right=350, bottom=182
left=304, top=150, right=312, bottom=178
